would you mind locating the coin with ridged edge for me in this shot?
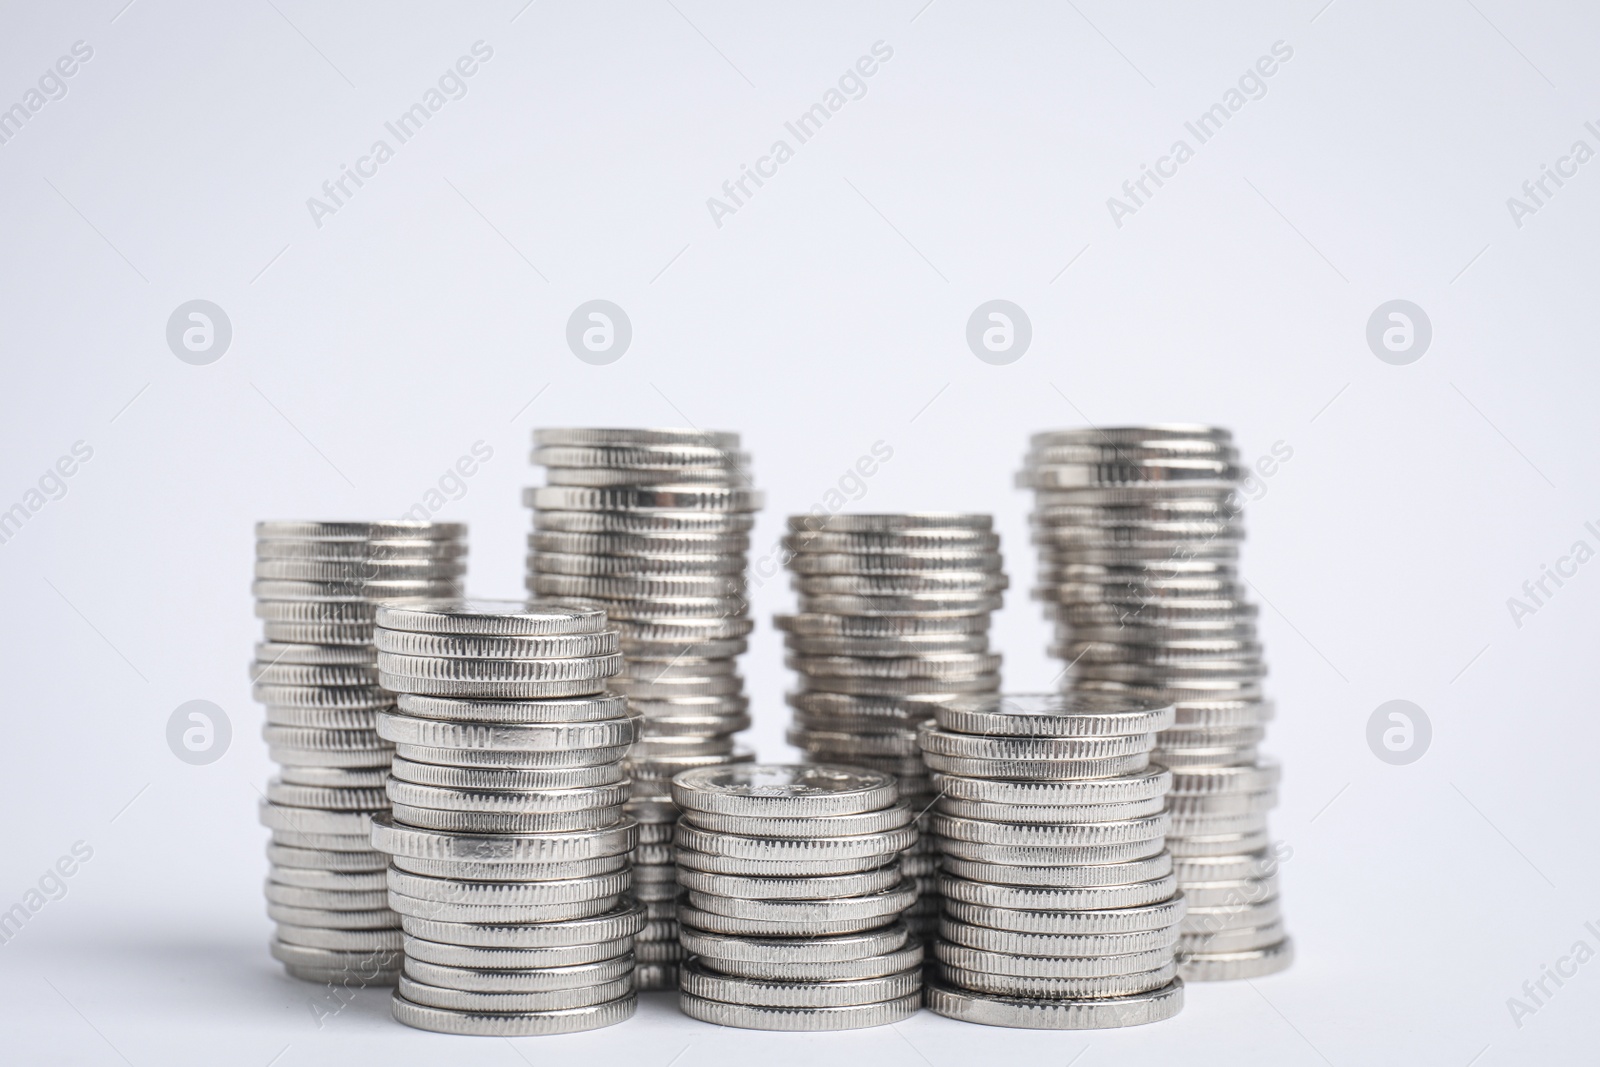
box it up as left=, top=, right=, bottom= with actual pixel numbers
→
left=679, top=989, right=919, bottom=1031
left=926, top=975, right=1183, bottom=1028
left=389, top=990, right=635, bottom=1035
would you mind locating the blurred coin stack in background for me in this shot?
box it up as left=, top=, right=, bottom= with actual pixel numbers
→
left=1019, top=425, right=1292, bottom=980
left=525, top=428, right=760, bottom=990
left=368, top=598, right=643, bottom=1036
left=252, top=520, right=466, bottom=987
left=671, top=764, right=923, bottom=1030
left=919, top=693, right=1186, bottom=1029
left=777, top=514, right=1006, bottom=941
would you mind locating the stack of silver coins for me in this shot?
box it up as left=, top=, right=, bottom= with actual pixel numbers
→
left=525, top=428, right=760, bottom=990
left=1019, top=425, right=1292, bottom=980
left=918, top=693, right=1186, bottom=1029
left=670, top=764, right=923, bottom=1030
left=776, top=513, right=1006, bottom=941
left=366, top=598, right=644, bottom=1036
left=252, top=520, right=466, bottom=987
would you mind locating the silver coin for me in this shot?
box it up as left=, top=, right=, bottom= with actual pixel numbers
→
left=375, top=598, right=607, bottom=636
left=921, top=751, right=1151, bottom=780
left=270, top=938, right=401, bottom=973
left=935, top=795, right=1166, bottom=824
left=678, top=903, right=904, bottom=938
left=274, top=924, right=403, bottom=952
left=925, top=975, right=1184, bottom=1028
left=402, top=952, right=634, bottom=993
left=670, top=763, right=898, bottom=818
left=392, top=742, right=630, bottom=769
left=680, top=806, right=913, bottom=839
left=375, top=711, right=636, bottom=751
left=389, top=991, right=635, bottom=1035
left=534, top=427, right=741, bottom=449
left=936, top=960, right=1175, bottom=999
left=386, top=889, right=623, bottom=924
left=384, top=778, right=628, bottom=814
left=917, top=724, right=1156, bottom=761
left=1177, top=938, right=1293, bottom=981
left=679, top=920, right=909, bottom=964
left=264, top=882, right=390, bottom=910
left=674, top=823, right=916, bottom=862
left=792, top=514, right=992, bottom=533
left=678, top=990, right=919, bottom=1031
left=930, top=812, right=1168, bottom=847
left=267, top=843, right=388, bottom=872
left=269, top=866, right=388, bottom=890
left=936, top=691, right=1174, bottom=737
left=530, top=485, right=763, bottom=512
left=945, top=896, right=1185, bottom=936
left=402, top=935, right=634, bottom=970
left=1177, top=920, right=1285, bottom=954
left=388, top=756, right=624, bottom=790
left=369, top=813, right=636, bottom=862
left=939, top=872, right=1179, bottom=910
left=683, top=880, right=917, bottom=925
left=394, top=691, right=629, bottom=724
left=374, top=650, right=621, bottom=684
left=397, top=900, right=647, bottom=948
left=530, top=529, right=749, bottom=556
left=388, top=803, right=624, bottom=835
left=264, top=779, right=387, bottom=810
left=674, top=864, right=905, bottom=900
left=679, top=958, right=920, bottom=1008
left=374, top=628, right=619, bottom=660
left=935, top=837, right=1165, bottom=866
left=699, top=940, right=925, bottom=982
left=390, top=854, right=630, bottom=881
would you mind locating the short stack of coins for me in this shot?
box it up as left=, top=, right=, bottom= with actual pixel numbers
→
left=1018, top=425, right=1292, bottom=980
left=525, top=428, right=760, bottom=989
left=918, top=693, right=1186, bottom=1029
left=366, top=598, right=644, bottom=1036
left=776, top=513, right=1006, bottom=941
left=252, top=519, right=467, bottom=987
left=670, top=764, right=923, bottom=1030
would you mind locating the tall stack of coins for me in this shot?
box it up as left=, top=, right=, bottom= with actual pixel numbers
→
left=670, top=764, right=923, bottom=1030
left=776, top=513, right=1006, bottom=940
left=367, top=598, right=644, bottom=1036
left=1019, top=425, right=1292, bottom=980
left=252, top=520, right=466, bottom=987
left=918, top=693, right=1186, bottom=1029
left=525, top=428, right=760, bottom=989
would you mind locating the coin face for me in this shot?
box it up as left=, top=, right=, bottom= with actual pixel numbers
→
left=671, top=764, right=898, bottom=817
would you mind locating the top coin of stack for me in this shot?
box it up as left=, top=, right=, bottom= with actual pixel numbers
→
left=525, top=428, right=760, bottom=989
left=252, top=520, right=466, bottom=986
left=777, top=513, right=1007, bottom=942
left=1018, top=426, right=1291, bottom=981
left=367, top=598, right=645, bottom=1037
left=919, top=692, right=1186, bottom=1030
left=671, top=764, right=924, bottom=1031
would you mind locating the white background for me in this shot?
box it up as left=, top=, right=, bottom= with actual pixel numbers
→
left=1, top=1, right=1596, bottom=1064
